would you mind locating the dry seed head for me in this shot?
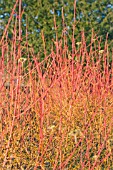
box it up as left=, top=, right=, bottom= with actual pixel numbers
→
left=92, top=38, right=96, bottom=41
left=69, top=132, right=77, bottom=143
left=68, top=54, right=72, bottom=60
left=76, top=42, right=81, bottom=46
left=48, top=125, right=55, bottom=130
left=71, top=129, right=85, bottom=138
left=99, top=50, right=104, bottom=54
left=18, top=57, right=27, bottom=63
left=93, top=155, right=98, bottom=160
